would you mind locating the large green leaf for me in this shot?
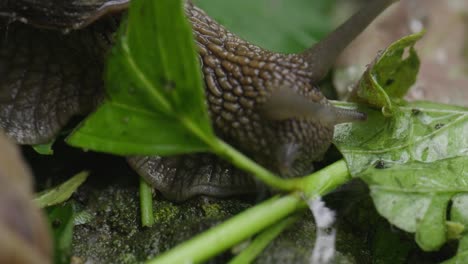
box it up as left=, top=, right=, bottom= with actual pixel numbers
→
left=334, top=31, right=468, bottom=253
left=333, top=101, right=468, bottom=251
left=67, top=0, right=214, bottom=155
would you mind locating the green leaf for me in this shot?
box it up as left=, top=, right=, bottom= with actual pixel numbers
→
left=67, top=102, right=207, bottom=155
left=67, top=0, right=214, bottom=155
left=333, top=102, right=468, bottom=251
left=353, top=32, right=424, bottom=111
left=32, top=140, right=55, bottom=155
left=47, top=204, right=75, bottom=264
left=194, top=0, right=336, bottom=53
left=34, top=171, right=89, bottom=208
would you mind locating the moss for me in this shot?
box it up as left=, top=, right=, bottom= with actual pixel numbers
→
left=152, top=200, right=180, bottom=224
left=70, top=172, right=252, bottom=263
left=202, top=202, right=223, bottom=218
left=116, top=253, right=139, bottom=264
left=71, top=190, right=138, bottom=262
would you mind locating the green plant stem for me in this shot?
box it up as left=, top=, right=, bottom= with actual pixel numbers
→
left=182, top=118, right=298, bottom=191
left=228, top=215, right=300, bottom=264
left=139, top=178, right=154, bottom=227
left=147, top=160, right=351, bottom=264
left=211, top=138, right=301, bottom=191
left=301, top=159, right=351, bottom=198
left=148, top=194, right=305, bottom=264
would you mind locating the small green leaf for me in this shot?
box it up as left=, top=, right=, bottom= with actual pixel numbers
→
left=47, top=204, right=75, bottom=264
left=32, top=140, right=55, bottom=155
left=446, top=221, right=465, bottom=240
left=34, top=171, right=89, bottom=208
left=353, top=31, right=424, bottom=111
left=67, top=0, right=214, bottom=155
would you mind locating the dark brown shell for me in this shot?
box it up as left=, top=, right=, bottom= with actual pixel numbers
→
left=0, top=0, right=129, bottom=30
left=0, top=15, right=117, bottom=144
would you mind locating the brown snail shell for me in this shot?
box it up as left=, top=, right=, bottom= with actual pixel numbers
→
left=0, top=0, right=128, bottom=30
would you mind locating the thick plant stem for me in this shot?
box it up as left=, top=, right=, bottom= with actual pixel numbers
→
left=301, top=159, right=351, bottom=198
left=228, top=215, right=300, bottom=264
left=148, top=194, right=305, bottom=264
left=211, top=138, right=301, bottom=191
left=147, top=160, right=351, bottom=264
left=139, top=178, right=154, bottom=227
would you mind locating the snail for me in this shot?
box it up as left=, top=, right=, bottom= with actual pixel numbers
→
left=0, top=0, right=398, bottom=201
